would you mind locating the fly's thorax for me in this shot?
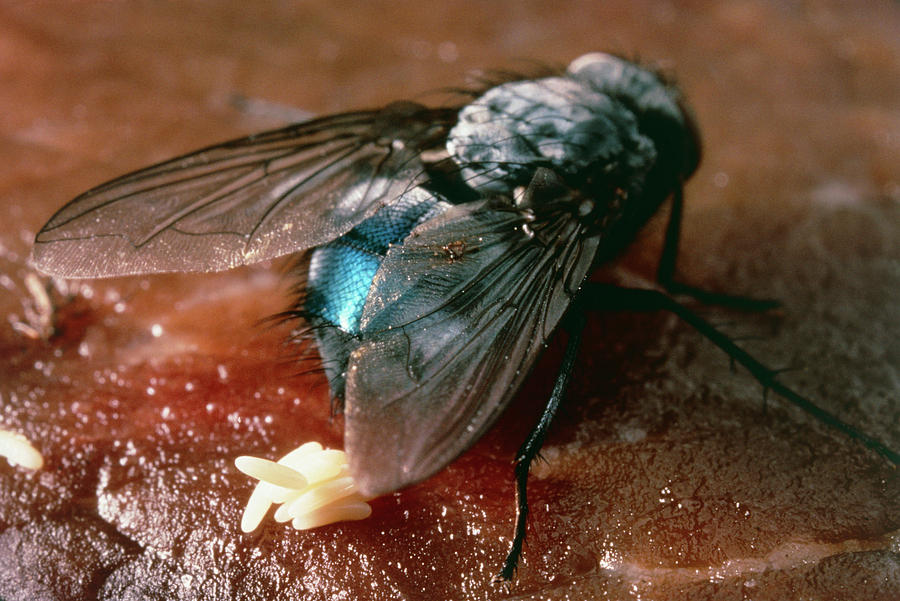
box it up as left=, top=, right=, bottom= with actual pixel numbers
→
left=446, top=74, right=659, bottom=197
left=566, top=53, right=684, bottom=129
left=567, top=52, right=701, bottom=180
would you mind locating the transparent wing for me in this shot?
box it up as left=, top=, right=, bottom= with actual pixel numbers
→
left=33, top=103, right=458, bottom=278
left=344, top=200, right=600, bottom=496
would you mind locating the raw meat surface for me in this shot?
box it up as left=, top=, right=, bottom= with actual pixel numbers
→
left=1, top=1, right=897, bottom=599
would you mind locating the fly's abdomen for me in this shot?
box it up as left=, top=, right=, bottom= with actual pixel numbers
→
left=305, top=243, right=380, bottom=335
left=304, top=187, right=449, bottom=396
left=306, top=187, right=448, bottom=334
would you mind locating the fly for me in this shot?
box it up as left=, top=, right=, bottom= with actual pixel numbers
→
left=31, top=52, right=899, bottom=582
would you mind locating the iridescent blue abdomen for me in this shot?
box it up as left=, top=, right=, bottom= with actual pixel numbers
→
left=304, top=187, right=448, bottom=394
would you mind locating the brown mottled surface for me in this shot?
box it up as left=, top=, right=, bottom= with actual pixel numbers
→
left=1, top=1, right=898, bottom=600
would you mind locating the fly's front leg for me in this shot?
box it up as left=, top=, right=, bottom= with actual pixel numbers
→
left=658, top=186, right=780, bottom=312
left=496, top=309, right=586, bottom=582
left=581, top=282, right=900, bottom=466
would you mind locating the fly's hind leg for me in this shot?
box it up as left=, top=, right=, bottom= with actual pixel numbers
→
left=658, top=185, right=780, bottom=312
left=495, top=309, right=587, bottom=582
left=498, top=280, right=898, bottom=584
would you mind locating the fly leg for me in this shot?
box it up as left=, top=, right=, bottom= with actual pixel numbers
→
left=499, top=281, right=898, bottom=583
left=496, top=309, right=587, bottom=582
left=657, top=186, right=779, bottom=311
left=583, top=282, right=900, bottom=466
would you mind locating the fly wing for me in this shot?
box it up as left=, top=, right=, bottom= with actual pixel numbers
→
left=33, top=103, right=458, bottom=278
left=344, top=199, right=600, bottom=497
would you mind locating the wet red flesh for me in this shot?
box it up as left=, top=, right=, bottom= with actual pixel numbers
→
left=1, top=2, right=899, bottom=600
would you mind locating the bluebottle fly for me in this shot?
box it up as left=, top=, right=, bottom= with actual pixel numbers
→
left=32, top=53, right=900, bottom=581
